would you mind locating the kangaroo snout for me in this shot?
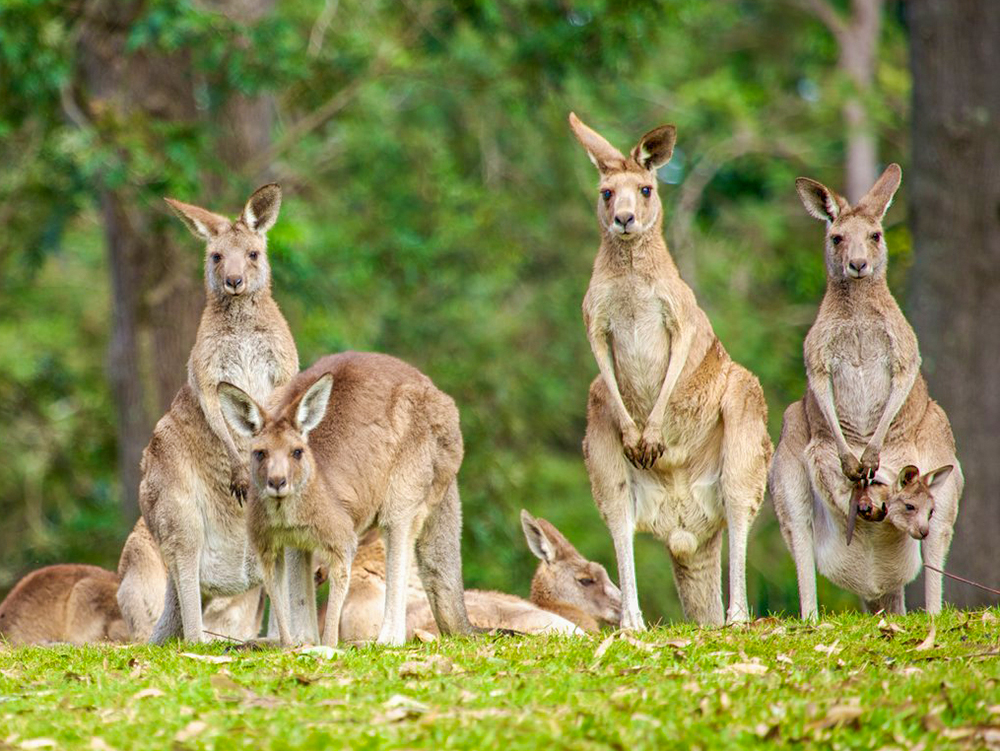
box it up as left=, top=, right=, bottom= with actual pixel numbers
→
left=847, top=258, right=870, bottom=278
left=266, top=476, right=288, bottom=496
left=614, top=212, right=635, bottom=231
left=224, top=275, right=245, bottom=294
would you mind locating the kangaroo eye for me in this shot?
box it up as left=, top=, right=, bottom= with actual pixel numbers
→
left=905, top=503, right=916, bottom=512
left=249, top=251, right=259, bottom=261
left=601, top=189, right=613, bottom=202
left=253, top=450, right=267, bottom=462
left=292, top=448, right=303, bottom=460
left=871, top=232, right=881, bottom=243
left=830, top=235, right=843, bottom=246
left=211, top=253, right=222, bottom=263
left=578, top=577, right=595, bottom=587
left=640, top=186, right=652, bottom=197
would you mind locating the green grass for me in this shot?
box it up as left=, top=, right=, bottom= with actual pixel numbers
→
left=2, top=610, right=999, bottom=750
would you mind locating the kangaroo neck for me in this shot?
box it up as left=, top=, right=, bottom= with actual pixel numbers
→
left=205, top=287, right=271, bottom=324
left=602, top=228, right=672, bottom=274
left=823, top=273, right=893, bottom=312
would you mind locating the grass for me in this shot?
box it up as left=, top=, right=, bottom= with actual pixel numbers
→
left=1, top=610, right=999, bottom=750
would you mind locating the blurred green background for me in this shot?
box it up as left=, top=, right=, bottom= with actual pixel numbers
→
left=0, top=0, right=915, bottom=621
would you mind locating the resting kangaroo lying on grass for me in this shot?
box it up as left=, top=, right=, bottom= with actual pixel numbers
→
left=769, top=165, right=962, bottom=618
left=334, top=510, right=621, bottom=640
left=570, top=113, right=771, bottom=628
left=218, top=352, right=476, bottom=646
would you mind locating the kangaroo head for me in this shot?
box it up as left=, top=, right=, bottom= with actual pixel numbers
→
left=568, top=112, right=676, bottom=242
left=165, top=183, right=282, bottom=298
left=796, top=164, right=901, bottom=282
left=520, top=509, right=622, bottom=625
left=876, top=464, right=953, bottom=540
left=218, top=373, right=333, bottom=505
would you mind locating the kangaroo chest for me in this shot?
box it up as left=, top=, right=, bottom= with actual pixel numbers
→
left=215, top=327, right=286, bottom=403
left=826, top=323, right=893, bottom=442
left=198, top=497, right=263, bottom=596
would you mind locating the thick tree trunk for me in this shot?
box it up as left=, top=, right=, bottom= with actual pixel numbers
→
left=908, top=0, right=1000, bottom=606
left=840, top=0, right=881, bottom=203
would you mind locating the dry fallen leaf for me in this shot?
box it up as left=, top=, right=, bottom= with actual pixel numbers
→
left=89, top=738, right=115, bottom=751
left=776, top=653, right=794, bottom=665
left=914, top=621, right=936, bottom=652
left=21, top=740, right=58, bottom=750
left=661, top=639, right=692, bottom=649
left=179, top=653, right=233, bottom=664
left=808, top=703, right=863, bottom=731
left=399, top=657, right=453, bottom=678
left=132, top=688, right=165, bottom=700
left=174, top=720, right=208, bottom=743
left=374, top=694, right=429, bottom=723
left=721, top=662, right=769, bottom=676
left=814, top=640, right=842, bottom=656
left=622, top=635, right=655, bottom=652
left=413, top=629, right=437, bottom=643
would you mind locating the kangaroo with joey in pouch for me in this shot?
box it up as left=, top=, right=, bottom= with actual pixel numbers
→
left=570, top=112, right=772, bottom=629
left=769, top=165, right=962, bottom=618
left=218, top=351, right=476, bottom=647
left=139, top=184, right=301, bottom=644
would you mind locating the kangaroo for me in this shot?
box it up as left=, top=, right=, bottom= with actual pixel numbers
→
left=0, top=565, right=128, bottom=646
left=570, top=113, right=772, bottom=628
left=769, top=165, right=962, bottom=618
left=335, top=511, right=620, bottom=640
left=217, top=351, right=475, bottom=646
left=116, top=518, right=263, bottom=642
left=140, top=184, right=300, bottom=643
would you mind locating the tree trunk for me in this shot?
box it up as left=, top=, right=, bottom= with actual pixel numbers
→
left=840, top=0, right=881, bottom=203
left=908, top=0, right=1000, bottom=606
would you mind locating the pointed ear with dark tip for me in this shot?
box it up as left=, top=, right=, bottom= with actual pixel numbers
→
left=795, top=177, right=847, bottom=223
left=924, top=465, right=953, bottom=490
left=568, top=112, right=626, bottom=173
left=218, top=382, right=265, bottom=438
left=631, top=124, right=676, bottom=171
left=294, top=373, right=333, bottom=435
left=241, top=183, right=282, bottom=236
left=897, top=465, right=921, bottom=489
left=164, top=198, right=231, bottom=240
left=857, top=163, right=902, bottom=221
left=520, top=510, right=557, bottom=563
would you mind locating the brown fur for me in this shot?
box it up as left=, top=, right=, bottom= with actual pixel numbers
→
left=569, top=112, right=771, bottom=628
left=140, top=184, right=299, bottom=643
left=218, top=352, right=474, bottom=646
left=0, top=565, right=127, bottom=646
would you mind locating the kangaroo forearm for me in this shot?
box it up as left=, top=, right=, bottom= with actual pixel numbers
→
left=199, top=387, right=243, bottom=465
left=811, top=376, right=852, bottom=456
left=646, top=329, right=690, bottom=428
left=868, top=366, right=919, bottom=450
left=589, top=334, right=637, bottom=431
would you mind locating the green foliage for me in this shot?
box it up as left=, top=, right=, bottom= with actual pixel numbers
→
left=1, top=611, right=998, bottom=749
left=0, top=1, right=912, bottom=619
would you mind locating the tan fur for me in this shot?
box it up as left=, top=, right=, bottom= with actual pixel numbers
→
left=569, top=113, right=772, bottom=628
left=218, top=352, right=474, bottom=646
left=0, top=565, right=128, bottom=646
left=116, top=518, right=263, bottom=642
left=140, top=184, right=299, bottom=643
left=770, top=165, right=963, bottom=618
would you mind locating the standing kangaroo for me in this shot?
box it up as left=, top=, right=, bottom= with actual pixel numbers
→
left=570, top=113, right=771, bottom=628
left=140, top=184, right=300, bottom=643
left=769, top=165, right=962, bottom=617
left=217, top=352, right=475, bottom=646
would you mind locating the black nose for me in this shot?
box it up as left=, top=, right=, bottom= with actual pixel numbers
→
left=225, top=276, right=244, bottom=290
left=848, top=259, right=868, bottom=275
left=614, top=212, right=635, bottom=229
left=267, top=476, right=287, bottom=490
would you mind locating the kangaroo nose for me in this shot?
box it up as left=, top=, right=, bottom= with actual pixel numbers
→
left=225, top=275, right=244, bottom=291
left=267, top=476, right=287, bottom=491
left=848, top=258, right=868, bottom=276
left=614, top=212, right=635, bottom=229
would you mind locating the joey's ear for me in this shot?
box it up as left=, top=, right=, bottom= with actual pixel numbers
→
left=241, top=183, right=282, bottom=236
left=520, top=510, right=557, bottom=564
left=924, top=465, right=954, bottom=490
left=218, top=382, right=265, bottom=438
left=294, top=373, right=333, bottom=435
left=857, top=163, right=902, bottom=221
left=164, top=198, right=231, bottom=240
left=795, top=177, right=847, bottom=223
left=631, top=124, right=676, bottom=171
left=897, top=465, right=921, bottom=490
left=568, top=112, right=626, bottom=173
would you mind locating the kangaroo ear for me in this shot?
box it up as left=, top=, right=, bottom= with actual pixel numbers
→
left=897, top=465, right=921, bottom=489
left=294, top=373, right=333, bottom=435
left=568, top=112, right=626, bottom=174
left=857, top=163, right=901, bottom=221
left=924, top=465, right=954, bottom=490
left=165, top=198, right=230, bottom=240
left=520, top=510, right=557, bottom=563
left=241, top=183, right=282, bottom=236
left=218, top=382, right=265, bottom=438
left=631, top=124, right=676, bottom=171
left=795, top=177, right=847, bottom=223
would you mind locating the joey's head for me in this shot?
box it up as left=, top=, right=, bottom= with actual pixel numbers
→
left=796, top=164, right=901, bottom=282
left=568, top=112, right=676, bottom=242
left=876, top=464, right=953, bottom=540
left=218, top=373, right=334, bottom=505
left=521, top=509, right=622, bottom=625
left=165, top=183, right=282, bottom=299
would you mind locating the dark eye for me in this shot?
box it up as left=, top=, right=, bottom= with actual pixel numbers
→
left=253, top=450, right=266, bottom=462
left=291, top=448, right=303, bottom=460
left=578, top=577, right=595, bottom=587
left=905, top=503, right=916, bottom=512
left=211, top=253, right=222, bottom=263
left=831, top=235, right=843, bottom=246
left=640, top=186, right=652, bottom=197
left=871, top=232, right=881, bottom=243
left=601, top=189, right=613, bottom=202
left=249, top=251, right=259, bottom=260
